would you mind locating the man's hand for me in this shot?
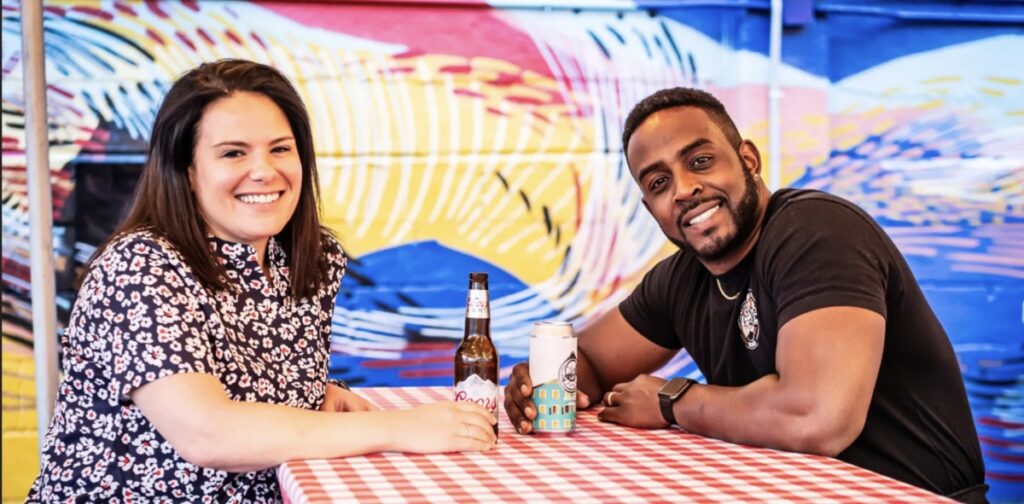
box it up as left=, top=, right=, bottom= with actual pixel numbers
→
left=505, top=362, right=593, bottom=434
left=504, top=363, right=537, bottom=434
left=597, top=374, right=669, bottom=429
left=320, top=384, right=380, bottom=413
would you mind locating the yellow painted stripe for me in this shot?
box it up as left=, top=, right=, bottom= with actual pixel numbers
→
left=985, top=76, right=1021, bottom=85
left=921, top=76, right=961, bottom=84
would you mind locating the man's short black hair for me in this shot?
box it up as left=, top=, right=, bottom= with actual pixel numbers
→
left=622, top=87, right=743, bottom=155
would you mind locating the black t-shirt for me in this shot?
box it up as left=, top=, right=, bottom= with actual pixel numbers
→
left=620, top=188, right=984, bottom=497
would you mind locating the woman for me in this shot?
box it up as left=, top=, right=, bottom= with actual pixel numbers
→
left=28, top=59, right=496, bottom=503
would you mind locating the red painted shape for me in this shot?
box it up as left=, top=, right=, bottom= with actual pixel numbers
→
left=485, top=106, right=507, bottom=117
left=251, top=32, right=267, bottom=49
left=256, top=2, right=553, bottom=78
left=394, top=48, right=425, bottom=59
left=181, top=0, right=200, bottom=12
left=196, top=28, right=215, bottom=46
left=399, top=367, right=454, bottom=378
left=42, top=6, right=66, bottom=16
left=505, top=95, right=545, bottom=106
left=224, top=29, right=243, bottom=45
left=439, top=65, right=473, bottom=74
left=145, top=0, right=169, bottom=19
left=453, top=88, right=485, bottom=99
left=70, top=5, right=114, bottom=21
left=531, top=111, right=552, bottom=124
left=175, top=31, right=196, bottom=52
left=47, top=84, right=74, bottom=99
left=488, top=72, right=523, bottom=87
left=145, top=28, right=165, bottom=46
left=361, top=355, right=452, bottom=369
left=113, top=2, right=137, bottom=17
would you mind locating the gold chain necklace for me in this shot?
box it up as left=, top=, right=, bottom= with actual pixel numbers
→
left=715, top=278, right=741, bottom=301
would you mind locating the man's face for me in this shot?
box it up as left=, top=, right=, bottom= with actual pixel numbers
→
left=626, top=106, right=762, bottom=263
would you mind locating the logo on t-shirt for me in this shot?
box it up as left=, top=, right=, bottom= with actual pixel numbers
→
left=738, top=290, right=760, bottom=350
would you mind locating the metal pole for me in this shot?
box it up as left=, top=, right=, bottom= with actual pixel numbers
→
left=21, top=0, right=58, bottom=453
left=768, top=0, right=783, bottom=191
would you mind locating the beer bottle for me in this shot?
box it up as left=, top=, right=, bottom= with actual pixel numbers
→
left=454, top=272, right=499, bottom=436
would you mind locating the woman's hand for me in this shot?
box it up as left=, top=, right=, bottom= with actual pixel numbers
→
left=392, top=401, right=497, bottom=453
left=320, top=384, right=380, bottom=413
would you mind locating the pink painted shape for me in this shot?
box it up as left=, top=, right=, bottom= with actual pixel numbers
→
left=256, top=2, right=553, bottom=78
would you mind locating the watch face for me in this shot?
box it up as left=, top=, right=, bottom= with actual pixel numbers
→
left=660, top=378, right=690, bottom=398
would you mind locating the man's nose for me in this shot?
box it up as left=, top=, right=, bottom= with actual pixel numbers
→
left=672, top=171, right=702, bottom=204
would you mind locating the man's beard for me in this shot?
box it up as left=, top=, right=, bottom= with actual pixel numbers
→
left=668, top=163, right=761, bottom=261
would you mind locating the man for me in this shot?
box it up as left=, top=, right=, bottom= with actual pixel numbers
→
left=504, top=88, right=987, bottom=502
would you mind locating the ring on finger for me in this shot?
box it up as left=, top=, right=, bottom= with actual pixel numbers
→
left=605, top=391, right=616, bottom=406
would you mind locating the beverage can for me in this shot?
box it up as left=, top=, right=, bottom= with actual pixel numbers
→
left=529, top=321, right=577, bottom=434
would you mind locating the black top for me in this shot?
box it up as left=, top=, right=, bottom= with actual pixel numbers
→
left=28, top=230, right=346, bottom=503
left=621, top=188, right=984, bottom=497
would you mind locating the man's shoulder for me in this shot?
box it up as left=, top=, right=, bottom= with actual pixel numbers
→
left=767, top=189, right=879, bottom=231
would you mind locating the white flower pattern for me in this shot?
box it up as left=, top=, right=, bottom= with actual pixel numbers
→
left=28, top=229, right=345, bottom=503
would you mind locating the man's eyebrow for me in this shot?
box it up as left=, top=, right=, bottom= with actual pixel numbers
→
left=675, top=138, right=712, bottom=163
left=636, top=137, right=713, bottom=182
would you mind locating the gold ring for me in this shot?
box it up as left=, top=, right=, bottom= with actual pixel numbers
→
left=605, top=391, right=616, bottom=406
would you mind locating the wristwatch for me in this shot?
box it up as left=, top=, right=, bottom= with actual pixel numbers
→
left=658, top=378, right=696, bottom=426
left=327, top=378, right=350, bottom=391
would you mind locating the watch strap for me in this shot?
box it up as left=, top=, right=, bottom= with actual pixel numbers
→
left=659, top=378, right=694, bottom=426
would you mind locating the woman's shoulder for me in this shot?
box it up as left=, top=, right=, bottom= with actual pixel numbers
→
left=101, top=228, right=179, bottom=260
left=89, top=228, right=190, bottom=277
left=319, top=229, right=347, bottom=267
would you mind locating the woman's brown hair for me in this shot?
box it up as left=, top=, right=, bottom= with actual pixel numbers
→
left=89, top=59, right=332, bottom=299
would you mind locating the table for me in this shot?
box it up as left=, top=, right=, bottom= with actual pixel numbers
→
left=277, top=387, right=946, bottom=503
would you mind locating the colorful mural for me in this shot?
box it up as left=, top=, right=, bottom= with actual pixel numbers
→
left=2, top=1, right=1021, bottom=501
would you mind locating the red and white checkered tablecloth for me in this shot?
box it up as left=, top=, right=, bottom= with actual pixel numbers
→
left=277, top=387, right=947, bottom=503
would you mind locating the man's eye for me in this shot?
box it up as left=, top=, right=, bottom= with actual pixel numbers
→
left=649, top=176, right=668, bottom=192
left=692, top=155, right=712, bottom=169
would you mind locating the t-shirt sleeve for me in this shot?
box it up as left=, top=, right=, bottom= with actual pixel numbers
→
left=759, top=198, right=893, bottom=329
left=618, top=254, right=684, bottom=350
left=74, top=236, right=217, bottom=401
left=318, top=231, right=347, bottom=347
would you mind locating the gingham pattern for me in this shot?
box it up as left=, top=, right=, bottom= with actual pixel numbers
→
left=277, top=387, right=948, bottom=503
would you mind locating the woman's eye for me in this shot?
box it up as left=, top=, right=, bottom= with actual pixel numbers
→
left=272, top=145, right=292, bottom=154
left=221, top=150, right=244, bottom=159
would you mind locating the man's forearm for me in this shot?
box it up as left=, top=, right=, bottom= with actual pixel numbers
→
left=576, top=346, right=605, bottom=405
left=672, top=375, right=860, bottom=456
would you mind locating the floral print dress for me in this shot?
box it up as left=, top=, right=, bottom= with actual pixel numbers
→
left=27, top=229, right=345, bottom=503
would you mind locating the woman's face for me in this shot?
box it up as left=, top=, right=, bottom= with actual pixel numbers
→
left=189, top=91, right=302, bottom=257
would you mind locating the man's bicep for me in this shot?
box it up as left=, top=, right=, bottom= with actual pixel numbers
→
left=579, top=307, right=677, bottom=389
left=776, top=306, right=884, bottom=451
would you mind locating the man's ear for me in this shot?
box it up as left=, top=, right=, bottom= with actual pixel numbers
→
left=738, top=140, right=762, bottom=177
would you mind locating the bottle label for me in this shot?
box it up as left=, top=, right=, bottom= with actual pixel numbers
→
left=466, top=289, right=489, bottom=319
left=454, top=374, right=498, bottom=413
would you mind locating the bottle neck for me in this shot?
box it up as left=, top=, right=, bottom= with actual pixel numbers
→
left=464, top=317, right=491, bottom=339
left=464, top=286, right=490, bottom=339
